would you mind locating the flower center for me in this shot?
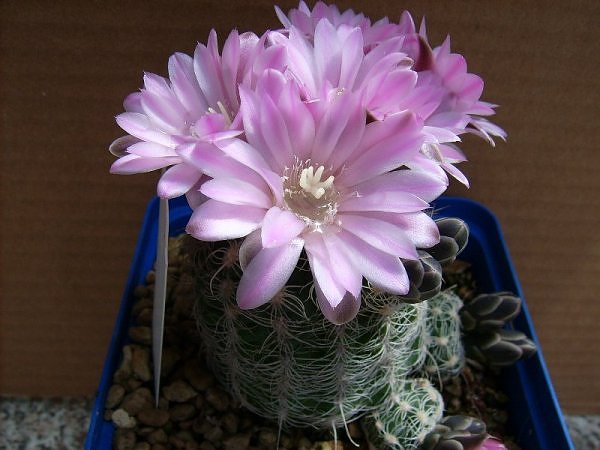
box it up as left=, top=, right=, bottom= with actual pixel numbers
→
left=283, top=160, right=339, bottom=230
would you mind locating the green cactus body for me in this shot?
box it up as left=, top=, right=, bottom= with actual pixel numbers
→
left=185, top=237, right=463, bottom=447
left=421, top=290, right=465, bottom=381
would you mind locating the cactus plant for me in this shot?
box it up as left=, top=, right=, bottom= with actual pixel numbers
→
left=107, top=2, right=537, bottom=449
left=184, top=224, right=459, bottom=445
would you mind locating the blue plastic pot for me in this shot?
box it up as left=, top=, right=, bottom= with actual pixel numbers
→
left=85, top=196, right=574, bottom=450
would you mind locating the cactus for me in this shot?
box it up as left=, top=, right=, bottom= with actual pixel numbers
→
left=181, top=217, right=471, bottom=448
left=421, top=290, right=465, bottom=381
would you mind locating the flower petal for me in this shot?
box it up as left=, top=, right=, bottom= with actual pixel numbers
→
left=261, top=207, right=306, bottom=248
left=200, top=177, right=273, bottom=208
left=339, top=192, right=429, bottom=214
left=333, top=230, right=410, bottom=295
left=339, top=214, right=419, bottom=259
left=237, top=238, right=304, bottom=309
left=350, top=170, right=448, bottom=203
left=186, top=200, right=265, bottom=241
left=168, top=52, right=208, bottom=117
left=339, top=112, right=423, bottom=186
left=239, top=229, right=262, bottom=271
left=109, top=135, right=140, bottom=157
left=110, top=154, right=180, bottom=174
left=127, top=141, right=177, bottom=158
left=315, top=284, right=361, bottom=325
left=115, top=112, right=175, bottom=147
left=157, top=164, right=201, bottom=199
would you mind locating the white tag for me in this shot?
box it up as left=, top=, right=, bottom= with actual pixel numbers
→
left=152, top=197, right=169, bottom=407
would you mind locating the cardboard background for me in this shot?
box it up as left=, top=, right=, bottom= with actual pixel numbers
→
left=1, top=0, right=598, bottom=413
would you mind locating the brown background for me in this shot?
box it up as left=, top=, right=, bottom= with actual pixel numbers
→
left=1, top=0, right=598, bottom=413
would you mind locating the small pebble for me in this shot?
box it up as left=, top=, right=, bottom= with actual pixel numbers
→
left=312, top=441, right=344, bottom=450
left=258, top=429, right=277, bottom=448
left=129, top=326, right=152, bottom=345
left=138, top=408, right=171, bottom=427
left=205, top=386, right=229, bottom=412
left=134, top=443, right=151, bottom=450
left=112, top=408, right=137, bottom=429
left=114, top=428, right=136, bottom=450
left=131, top=345, right=152, bottom=381
left=114, top=345, right=133, bottom=384
left=121, top=387, right=153, bottom=416
left=148, top=429, right=169, bottom=444
left=221, top=412, right=239, bottom=434
left=163, top=380, right=197, bottom=403
left=203, top=425, right=224, bottom=444
left=170, top=403, right=197, bottom=422
left=137, top=307, right=153, bottom=325
left=151, top=445, right=168, bottom=450
left=106, top=384, right=126, bottom=409
left=223, top=433, right=251, bottom=450
left=184, top=361, right=215, bottom=391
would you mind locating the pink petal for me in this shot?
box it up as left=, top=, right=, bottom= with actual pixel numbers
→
left=315, top=285, right=361, bottom=325
left=351, top=170, right=448, bottom=202
left=123, top=92, right=143, bottom=113
left=239, top=229, right=262, bottom=271
left=191, top=113, right=228, bottom=138
left=110, top=154, right=180, bottom=174
left=259, top=92, right=294, bottom=170
left=140, top=87, right=184, bottom=134
left=321, top=234, right=362, bottom=298
left=441, top=161, right=469, bottom=187
left=236, top=238, right=304, bottom=309
left=186, top=200, right=265, bottom=241
left=314, top=19, right=342, bottom=85
left=328, top=105, right=366, bottom=172
left=217, top=138, right=272, bottom=176
left=312, top=90, right=356, bottom=164
left=339, top=214, right=419, bottom=259
left=361, top=211, right=440, bottom=249
left=109, top=135, right=140, bottom=157
left=277, top=82, right=315, bottom=161
left=339, top=192, right=429, bottom=214
left=200, top=177, right=273, bottom=209
left=185, top=176, right=209, bottom=209
left=261, top=207, right=305, bottom=248
left=339, top=27, right=364, bottom=89
left=333, top=230, right=410, bottom=295
left=340, top=112, right=423, bottom=186
left=178, top=142, right=265, bottom=189
left=305, top=243, right=346, bottom=307
left=115, top=112, right=174, bottom=147
left=157, top=164, right=201, bottom=199
left=127, top=141, right=177, bottom=158
left=220, top=30, right=241, bottom=110
left=168, top=52, right=208, bottom=117
left=193, top=40, right=225, bottom=109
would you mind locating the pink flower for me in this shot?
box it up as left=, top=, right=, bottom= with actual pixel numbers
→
left=275, top=1, right=400, bottom=48
left=269, top=18, right=419, bottom=121
left=480, top=437, right=508, bottom=450
left=275, top=3, right=505, bottom=186
left=184, top=72, right=446, bottom=323
left=398, top=13, right=506, bottom=185
left=109, top=30, right=285, bottom=201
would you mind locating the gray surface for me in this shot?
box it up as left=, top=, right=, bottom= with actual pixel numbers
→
left=0, top=396, right=597, bottom=449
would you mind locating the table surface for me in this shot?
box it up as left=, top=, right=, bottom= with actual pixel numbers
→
left=0, top=396, right=597, bottom=450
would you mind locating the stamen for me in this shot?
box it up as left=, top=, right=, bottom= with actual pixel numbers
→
left=217, top=101, right=232, bottom=126
left=299, top=165, right=335, bottom=199
left=207, top=101, right=233, bottom=126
